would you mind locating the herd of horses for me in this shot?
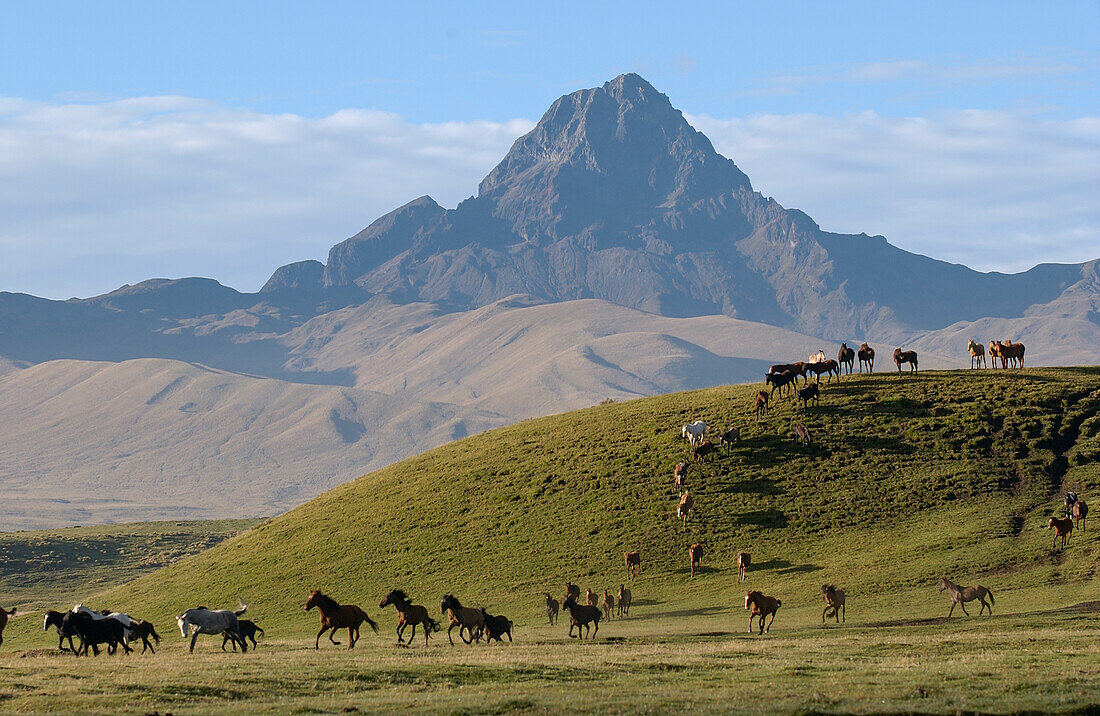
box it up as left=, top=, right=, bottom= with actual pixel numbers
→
left=0, top=334, right=1072, bottom=653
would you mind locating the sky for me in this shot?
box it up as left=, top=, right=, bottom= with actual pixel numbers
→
left=1, top=1, right=1098, bottom=299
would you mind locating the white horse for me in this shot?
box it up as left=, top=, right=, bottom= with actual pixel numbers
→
left=808, top=349, right=826, bottom=364
left=73, top=604, right=137, bottom=646
left=177, top=601, right=248, bottom=653
left=681, top=420, right=708, bottom=447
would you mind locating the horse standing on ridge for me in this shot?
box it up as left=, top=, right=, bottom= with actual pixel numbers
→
left=968, top=339, right=986, bottom=369
left=857, top=343, right=875, bottom=373
left=837, top=344, right=855, bottom=374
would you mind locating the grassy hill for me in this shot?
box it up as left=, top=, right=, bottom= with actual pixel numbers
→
left=4, top=368, right=1099, bottom=646
left=2, top=368, right=1100, bottom=713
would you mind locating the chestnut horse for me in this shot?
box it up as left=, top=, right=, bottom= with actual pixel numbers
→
left=601, top=590, right=615, bottom=621
left=837, top=343, right=855, bottom=374
left=857, top=343, right=875, bottom=373
left=689, top=543, right=703, bottom=578
left=821, top=584, right=846, bottom=624
left=997, top=340, right=1025, bottom=369
left=1048, top=515, right=1073, bottom=550
left=617, top=585, right=631, bottom=617
left=625, top=551, right=641, bottom=580
left=745, top=591, right=781, bottom=634
left=737, top=552, right=751, bottom=583
left=806, top=359, right=840, bottom=383
left=561, top=596, right=601, bottom=639
left=755, top=390, right=769, bottom=419
left=988, top=340, right=1002, bottom=368
left=380, top=589, right=438, bottom=646
left=967, top=339, right=986, bottom=369
left=305, top=589, right=378, bottom=649
left=0, top=605, right=14, bottom=647
left=1072, top=500, right=1088, bottom=532
left=893, top=348, right=918, bottom=374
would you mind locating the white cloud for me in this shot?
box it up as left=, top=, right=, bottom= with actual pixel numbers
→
left=689, top=110, right=1100, bottom=273
left=0, top=95, right=1096, bottom=300
left=0, top=97, right=533, bottom=298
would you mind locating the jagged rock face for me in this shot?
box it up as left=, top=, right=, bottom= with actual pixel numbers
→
left=302, top=73, right=1089, bottom=338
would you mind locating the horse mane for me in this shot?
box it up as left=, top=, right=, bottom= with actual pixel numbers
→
left=311, top=591, right=342, bottom=612
left=443, top=594, right=463, bottom=610
left=388, top=589, right=409, bottom=603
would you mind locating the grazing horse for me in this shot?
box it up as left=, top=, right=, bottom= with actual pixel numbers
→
left=793, top=423, right=811, bottom=446
left=821, top=584, right=846, bottom=624
left=998, top=340, right=1025, bottom=369
left=673, top=462, right=688, bottom=490
left=939, top=578, right=994, bottom=617
left=544, top=594, right=559, bottom=625
left=837, top=343, right=855, bottom=374
left=617, top=585, right=631, bottom=617
left=693, top=440, right=717, bottom=463
left=744, top=591, right=781, bottom=634
left=1072, top=500, right=1087, bottom=532
left=719, top=427, right=740, bottom=451
left=806, top=359, right=840, bottom=383
left=222, top=619, right=262, bottom=651
left=681, top=420, right=708, bottom=447
left=44, top=610, right=80, bottom=652
left=857, top=342, right=875, bottom=373
left=798, top=382, right=819, bottom=408
left=689, top=543, right=703, bottom=578
left=893, top=348, right=918, bottom=374
left=0, top=606, right=14, bottom=647
left=601, top=590, right=615, bottom=620
left=480, top=609, right=513, bottom=643
left=305, top=590, right=377, bottom=650
left=65, top=611, right=131, bottom=656
left=380, top=589, right=439, bottom=646
left=624, top=552, right=641, bottom=580
left=440, top=594, right=484, bottom=646
left=967, top=339, right=986, bottom=369
left=677, top=490, right=695, bottom=527
left=754, top=390, right=769, bottom=419
left=561, top=596, right=601, bottom=640
left=737, top=552, right=751, bottom=583
left=179, top=603, right=248, bottom=653
left=1048, top=515, right=1073, bottom=550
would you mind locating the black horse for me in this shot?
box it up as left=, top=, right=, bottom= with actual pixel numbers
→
left=63, top=611, right=131, bottom=656
left=222, top=619, right=264, bottom=651
left=44, top=610, right=82, bottom=653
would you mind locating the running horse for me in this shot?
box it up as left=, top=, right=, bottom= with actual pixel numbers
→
left=440, top=594, right=484, bottom=645
left=744, top=591, right=781, bottom=634
left=380, top=589, right=439, bottom=646
left=305, top=589, right=378, bottom=649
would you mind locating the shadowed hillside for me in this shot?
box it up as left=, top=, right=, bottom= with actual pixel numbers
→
left=25, top=367, right=1088, bottom=641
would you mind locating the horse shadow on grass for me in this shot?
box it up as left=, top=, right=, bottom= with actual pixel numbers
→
left=752, top=558, right=822, bottom=576
left=711, top=476, right=781, bottom=496
left=737, top=509, right=789, bottom=529
left=641, top=605, right=728, bottom=620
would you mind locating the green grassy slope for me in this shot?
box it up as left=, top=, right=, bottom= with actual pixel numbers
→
left=4, top=369, right=1098, bottom=649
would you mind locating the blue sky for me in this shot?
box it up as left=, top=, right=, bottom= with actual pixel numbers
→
left=1, top=1, right=1098, bottom=298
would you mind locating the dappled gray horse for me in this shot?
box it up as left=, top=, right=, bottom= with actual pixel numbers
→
left=177, top=602, right=248, bottom=653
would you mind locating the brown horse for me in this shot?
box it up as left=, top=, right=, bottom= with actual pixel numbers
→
left=584, top=588, right=598, bottom=607
left=754, top=390, right=769, bottom=419
left=967, top=339, right=986, bottom=369
left=693, top=440, right=718, bottom=462
left=793, top=423, right=811, bottom=446
left=806, top=359, right=840, bottom=383
left=380, top=589, right=439, bottom=646
left=1072, top=500, right=1087, bottom=532
left=617, top=585, right=631, bottom=617
left=766, top=369, right=798, bottom=398
left=1048, top=515, right=1073, bottom=550
left=939, top=578, right=994, bottom=616
left=988, top=340, right=1002, bottom=368
left=677, top=490, right=695, bottom=527
left=744, top=591, right=781, bottom=634
left=440, top=594, right=484, bottom=645
left=893, top=348, right=918, bottom=374
left=564, top=583, right=581, bottom=603
left=857, top=342, right=875, bottom=373
left=305, top=589, right=378, bottom=649
left=998, top=340, right=1025, bottom=369
left=673, top=462, right=688, bottom=490
left=601, top=590, right=615, bottom=621
left=737, top=552, right=751, bottom=583
left=561, top=596, right=601, bottom=639
left=689, top=543, right=703, bottom=578
left=821, top=584, right=846, bottom=624
left=544, top=593, right=559, bottom=625
left=837, top=343, right=855, bottom=374
left=0, top=605, right=14, bottom=646
left=624, top=552, right=641, bottom=580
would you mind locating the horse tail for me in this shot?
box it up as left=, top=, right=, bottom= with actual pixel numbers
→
left=986, top=588, right=994, bottom=606
left=5, top=607, right=14, bottom=616
left=234, top=601, right=248, bottom=617
left=255, top=625, right=265, bottom=640
left=363, top=610, right=379, bottom=633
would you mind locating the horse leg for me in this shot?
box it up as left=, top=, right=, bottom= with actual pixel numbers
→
left=348, top=626, right=357, bottom=649
left=397, top=623, right=405, bottom=644
left=748, top=614, right=755, bottom=633
left=765, top=613, right=775, bottom=634
left=959, top=601, right=970, bottom=617
left=822, top=605, right=829, bottom=624
left=841, top=603, right=845, bottom=623
left=568, top=622, right=576, bottom=639
left=592, top=620, right=599, bottom=640
left=329, top=627, right=341, bottom=645
left=947, top=601, right=956, bottom=618
left=448, top=623, right=457, bottom=646
left=189, top=632, right=199, bottom=653
left=315, top=626, right=327, bottom=649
